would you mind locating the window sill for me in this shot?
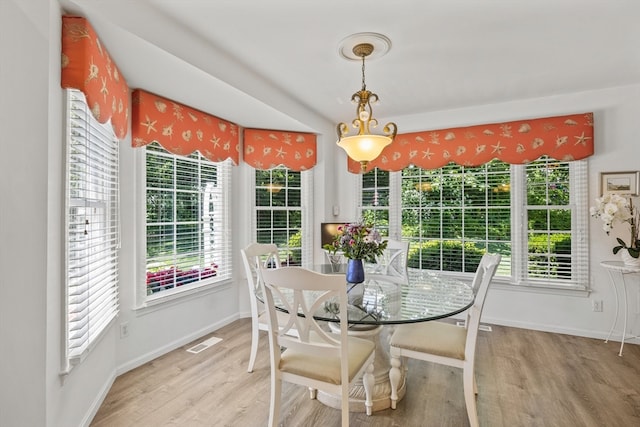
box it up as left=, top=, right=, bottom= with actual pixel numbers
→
left=425, top=269, right=590, bottom=298
left=134, top=278, right=233, bottom=316
left=491, top=278, right=590, bottom=297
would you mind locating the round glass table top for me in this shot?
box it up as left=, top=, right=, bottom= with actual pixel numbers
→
left=260, top=266, right=475, bottom=325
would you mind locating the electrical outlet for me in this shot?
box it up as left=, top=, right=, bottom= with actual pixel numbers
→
left=120, top=322, right=130, bottom=338
left=592, top=300, right=603, bottom=312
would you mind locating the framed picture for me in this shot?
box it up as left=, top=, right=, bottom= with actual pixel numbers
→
left=600, top=171, right=640, bottom=196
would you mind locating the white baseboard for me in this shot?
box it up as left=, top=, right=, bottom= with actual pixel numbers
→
left=81, top=371, right=117, bottom=427
left=480, top=316, right=640, bottom=344
left=115, top=313, right=239, bottom=376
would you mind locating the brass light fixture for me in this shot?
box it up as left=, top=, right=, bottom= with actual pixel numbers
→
left=337, top=39, right=397, bottom=173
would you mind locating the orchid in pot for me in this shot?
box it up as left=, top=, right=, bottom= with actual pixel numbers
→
left=590, top=193, right=640, bottom=264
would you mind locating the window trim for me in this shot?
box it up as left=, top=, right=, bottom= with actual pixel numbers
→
left=63, top=89, right=120, bottom=373
left=135, top=145, right=233, bottom=309
left=249, top=167, right=313, bottom=268
left=358, top=159, right=590, bottom=293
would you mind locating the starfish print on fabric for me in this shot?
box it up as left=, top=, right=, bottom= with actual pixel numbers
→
left=275, top=147, right=287, bottom=158
left=491, top=141, right=505, bottom=155
left=100, top=76, right=109, bottom=101
left=422, top=148, right=434, bottom=159
left=141, top=115, right=157, bottom=134
left=210, top=135, right=221, bottom=148
left=574, top=132, right=592, bottom=146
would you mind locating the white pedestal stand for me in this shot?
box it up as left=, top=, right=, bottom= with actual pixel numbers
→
left=600, top=261, right=640, bottom=356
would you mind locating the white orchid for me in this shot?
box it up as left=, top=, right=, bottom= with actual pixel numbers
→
left=591, top=194, right=640, bottom=258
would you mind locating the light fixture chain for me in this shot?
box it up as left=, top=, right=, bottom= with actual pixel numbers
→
left=361, top=54, right=366, bottom=90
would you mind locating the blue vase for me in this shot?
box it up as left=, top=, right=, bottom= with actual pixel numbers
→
left=346, top=259, right=365, bottom=284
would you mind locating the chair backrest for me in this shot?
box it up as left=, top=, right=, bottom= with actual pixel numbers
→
left=464, top=253, right=501, bottom=360
left=240, top=243, right=281, bottom=315
left=384, top=239, right=409, bottom=277
left=259, top=266, right=351, bottom=381
left=369, top=239, right=409, bottom=278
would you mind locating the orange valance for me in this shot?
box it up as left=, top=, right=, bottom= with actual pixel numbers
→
left=243, top=129, right=317, bottom=171
left=131, top=90, right=240, bottom=164
left=61, top=16, right=130, bottom=139
left=347, top=112, right=594, bottom=173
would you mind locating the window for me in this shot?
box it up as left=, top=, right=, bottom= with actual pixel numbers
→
left=360, top=168, right=391, bottom=236
left=64, top=89, right=119, bottom=366
left=254, top=166, right=312, bottom=266
left=399, top=160, right=512, bottom=273
left=145, top=143, right=232, bottom=297
left=359, top=157, right=588, bottom=288
left=518, top=157, right=588, bottom=286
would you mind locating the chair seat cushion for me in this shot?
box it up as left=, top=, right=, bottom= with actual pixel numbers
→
left=279, top=336, right=374, bottom=385
left=390, top=321, right=467, bottom=360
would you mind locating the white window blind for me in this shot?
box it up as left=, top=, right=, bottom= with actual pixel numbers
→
left=65, top=89, right=120, bottom=366
left=361, top=157, right=589, bottom=289
left=359, top=168, right=391, bottom=237
left=145, top=144, right=232, bottom=297
left=518, top=157, right=588, bottom=287
left=400, top=160, right=512, bottom=274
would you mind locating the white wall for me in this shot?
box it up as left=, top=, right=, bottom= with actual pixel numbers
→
left=1, top=1, right=638, bottom=425
left=1, top=1, right=50, bottom=426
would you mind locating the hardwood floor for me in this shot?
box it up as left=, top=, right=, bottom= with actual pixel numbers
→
left=91, top=318, right=640, bottom=427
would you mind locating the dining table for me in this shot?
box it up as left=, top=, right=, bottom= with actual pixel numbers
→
left=259, top=264, right=475, bottom=413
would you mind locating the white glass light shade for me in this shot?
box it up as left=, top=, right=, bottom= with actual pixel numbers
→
left=336, top=134, right=392, bottom=163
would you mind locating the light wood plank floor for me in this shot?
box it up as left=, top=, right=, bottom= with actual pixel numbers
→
left=91, top=318, right=640, bottom=427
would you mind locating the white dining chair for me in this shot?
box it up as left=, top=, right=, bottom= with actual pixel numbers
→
left=367, top=239, right=409, bottom=280
left=388, top=253, right=501, bottom=427
left=240, top=242, right=298, bottom=373
left=259, top=266, right=376, bottom=426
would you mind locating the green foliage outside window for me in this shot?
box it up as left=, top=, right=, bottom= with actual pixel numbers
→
left=364, top=157, right=575, bottom=279
left=255, top=167, right=303, bottom=266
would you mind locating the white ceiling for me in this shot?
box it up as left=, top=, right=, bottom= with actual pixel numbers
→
left=59, top=0, right=640, bottom=134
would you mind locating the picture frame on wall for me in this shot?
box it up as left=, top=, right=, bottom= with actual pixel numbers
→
left=600, top=171, right=640, bottom=196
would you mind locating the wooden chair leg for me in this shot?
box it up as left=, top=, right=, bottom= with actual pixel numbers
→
left=389, top=354, right=402, bottom=410
left=268, top=376, right=281, bottom=427
left=463, top=367, right=479, bottom=427
left=247, top=321, right=259, bottom=372
left=363, top=361, right=375, bottom=415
